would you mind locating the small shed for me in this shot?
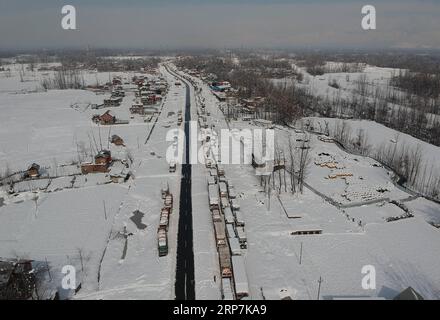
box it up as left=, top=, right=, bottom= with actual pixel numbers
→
left=95, top=150, right=112, bottom=166
left=27, top=163, right=40, bottom=178
left=111, top=135, right=125, bottom=146
left=81, top=163, right=109, bottom=174
left=99, top=110, right=116, bottom=125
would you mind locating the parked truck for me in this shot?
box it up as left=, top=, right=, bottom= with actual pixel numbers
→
left=218, top=245, right=232, bottom=278
left=208, top=184, right=220, bottom=210
left=157, top=228, right=168, bottom=257
left=222, top=278, right=235, bottom=300
left=212, top=208, right=221, bottom=222
left=221, top=197, right=229, bottom=209
left=214, top=220, right=226, bottom=247
left=161, top=185, right=169, bottom=199
left=159, top=211, right=169, bottom=230
left=164, top=194, right=173, bottom=213
left=228, top=186, right=237, bottom=199
left=226, top=223, right=236, bottom=238
left=229, top=237, right=242, bottom=256
left=235, top=211, right=245, bottom=227
left=236, top=227, right=247, bottom=249
left=217, top=165, right=225, bottom=177
left=219, top=182, right=228, bottom=198
left=169, top=161, right=176, bottom=173
left=224, top=207, right=235, bottom=224
left=207, top=176, right=216, bottom=186
left=232, top=255, right=249, bottom=299
left=231, top=198, right=240, bottom=211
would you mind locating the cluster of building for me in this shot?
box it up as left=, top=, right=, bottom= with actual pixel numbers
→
left=93, top=74, right=167, bottom=123
left=92, top=77, right=129, bottom=124
left=130, top=75, right=167, bottom=116
left=184, top=66, right=268, bottom=119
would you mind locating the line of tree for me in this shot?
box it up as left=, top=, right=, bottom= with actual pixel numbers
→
left=391, top=70, right=440, bottom=99
left=40, top=68, right=85, bottom=90
left=325, top=120, right=440, bottom=201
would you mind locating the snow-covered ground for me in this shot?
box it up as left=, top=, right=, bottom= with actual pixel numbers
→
left=1, top=58, right=439, bottom=300
left=179, top=66, right=440, bottom=300
left=271, top=63, right=402, bottom=102
left=0, top=62, right=183, bottom=299
left=77, top=67, right=183, bottom=299
left=303, top=117, right=440, bottom=200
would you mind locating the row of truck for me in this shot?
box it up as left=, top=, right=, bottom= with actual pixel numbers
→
left=207, top=165, right=250, bottom=300
left=192, top=71, right=250, bottom=299
left=157, top=187, right=174, bottom=257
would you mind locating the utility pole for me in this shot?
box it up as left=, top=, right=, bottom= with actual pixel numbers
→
left=267, top=176, right=271, bottom=211
left=260, top=287, right=266, bottom=300
left=45, top=257, right=52, bottom=281
left=103, top=201, right=107, bottom=220
left=317, top=276, right=323, bottom=300
left=79, top=249, right=84, bottom=272
left=299, top=242, right=303, bottom=265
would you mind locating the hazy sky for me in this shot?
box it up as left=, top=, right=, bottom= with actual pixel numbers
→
left=0, top=0, right=439, bottom=50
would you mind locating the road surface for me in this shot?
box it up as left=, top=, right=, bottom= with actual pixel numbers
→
left=166, top=65, right=196, bottom=300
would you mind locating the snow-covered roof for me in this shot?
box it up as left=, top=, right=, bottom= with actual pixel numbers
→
left=232, top=255, right=249, bottom=295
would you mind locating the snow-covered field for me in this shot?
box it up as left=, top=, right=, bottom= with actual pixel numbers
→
left=302, top=117, right=440, bottom=199
left=1, top=58, right=439, bottom=300
left=181, top=66, right=440, bottom=300
left=271, top=63, right=402, bottom=102
left=0, top=62, right=184, bottom=299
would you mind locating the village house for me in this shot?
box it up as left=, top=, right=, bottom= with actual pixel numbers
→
left=95, top=150, right=112, bottom=165
left=26, top=163, right=40, bottom=178
left=141, top=94, right=161, bottom=105
left=130, top=103, right=145, bottom=115
left=111, top=135, right=125, bottom=146
left=210, top=81, right=231, bottom=92
left=80, top=150, right=112, bottom=174
left=93, top=110, right=116, bottom=125
left=80, top=163, right=109, bottom=174
left=112, top=77, right=122, bottom=86
left=103, top=97, right=123, bottom=107
left=139, top=85, right=150, bottom=93
left=111, top=90, right=125, bottom=98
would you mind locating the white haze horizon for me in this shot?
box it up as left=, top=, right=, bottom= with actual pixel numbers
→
left=0, top=0, right=439, bottom=50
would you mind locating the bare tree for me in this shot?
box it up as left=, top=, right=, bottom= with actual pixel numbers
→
left=298, top=134, right=311, bottom=194
left=287, top=134, right=296, bottom=194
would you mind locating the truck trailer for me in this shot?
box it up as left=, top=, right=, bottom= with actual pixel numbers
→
left=232, top=255, right=249, bottom=299
left=157, top=228, right=168, bottom=257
